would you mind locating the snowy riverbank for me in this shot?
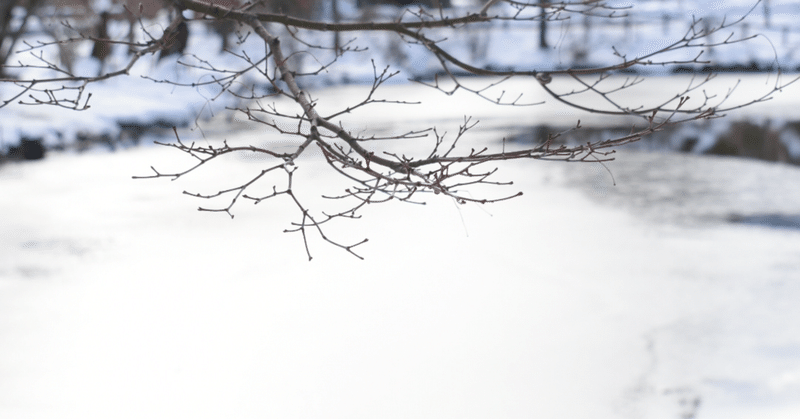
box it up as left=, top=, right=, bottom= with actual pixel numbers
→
left=3, top=0, right=800, bottom=152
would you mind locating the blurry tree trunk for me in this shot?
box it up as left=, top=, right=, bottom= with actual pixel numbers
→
left=1, top=0, right=47, bottom=78
left=332, top=0, right=340, bottom=54
left=92, top=12, right=111, bottom=76
left=624, top=14, right=631, bottom=38
left=763, top=0, right=771, bottom=27
left=582, top=13, right=591, bottom=45
left=0, top=2, right=15, bottom=72
left=538, top=0, right=547, bottom=49
left=703, top=19, right=713, bottom=57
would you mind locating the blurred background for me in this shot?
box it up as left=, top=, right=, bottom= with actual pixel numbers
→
left=1, top=1, right=799, bottom=418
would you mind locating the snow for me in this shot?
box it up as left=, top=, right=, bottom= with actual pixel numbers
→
left=2, top=77, right=800, bottom=418
left=2, top=2, right=800, bottom=417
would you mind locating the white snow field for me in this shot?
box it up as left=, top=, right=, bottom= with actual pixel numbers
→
left=1, top=76, right=800, bottom=419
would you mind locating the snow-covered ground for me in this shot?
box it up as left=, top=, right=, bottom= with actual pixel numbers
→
left=2, top=2, right=800, bottom=416
left=1, top=77, right=800, bottom=418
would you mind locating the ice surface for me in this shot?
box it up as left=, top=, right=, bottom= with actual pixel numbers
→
left=1, top=80, right=800, bottom=418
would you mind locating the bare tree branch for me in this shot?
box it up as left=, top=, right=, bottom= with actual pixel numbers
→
left=2, top=0, right=797, bottom=259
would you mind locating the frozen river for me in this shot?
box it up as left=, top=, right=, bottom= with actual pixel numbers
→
left=1, top=75, right=800, bottom=419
